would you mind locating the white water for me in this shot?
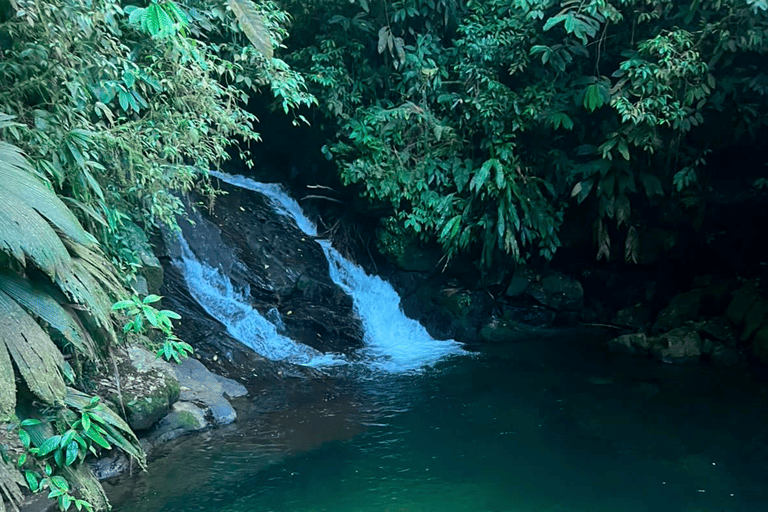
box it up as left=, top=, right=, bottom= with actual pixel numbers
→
left=179, top=171, right=466, bottom=372
left=174, top=235, right=342, bottom=366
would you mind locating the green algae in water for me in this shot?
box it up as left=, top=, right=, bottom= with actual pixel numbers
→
left=110, top=337, right=768, bottom=512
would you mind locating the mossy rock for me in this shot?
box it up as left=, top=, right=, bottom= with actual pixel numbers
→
left=99, top=344, right=181, bottom=431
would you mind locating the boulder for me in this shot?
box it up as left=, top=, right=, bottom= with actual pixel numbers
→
left=479, top=318, right=527, bottom=344
left=752, top=328, right=768, bottom=365
left=90, top=452, right=130, bottom=481
left=699, top=280, right=738, bottom=316
left=96, top=344, right=180, bottom=431
left=143, top=401, right=209, bottom=448
left=740, top=298, right=768, bottom=342
left=725, top=281, right=759, bottom=326
left=505, top=268, right=536, bottom=297
left=614, top=303, right=653, bottom=329
left=540, top=273, right=584, bottom=312
left=652, top=289, right=703, bottom=333
left=520, top=272, right=583, bottom=312
left=693, top=317, right=737, bottom=345
left=173, top=357, right=246, bottom=426
left=649, top=327, right=703, bottom=364
left=709, top=344, right=742, bottom=367
left=608, top=333, right=648, bottom=355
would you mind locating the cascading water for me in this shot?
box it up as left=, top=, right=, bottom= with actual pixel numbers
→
left=173, top=235, right=341, bottom=366
left=176, top=170, right=465, bottom=372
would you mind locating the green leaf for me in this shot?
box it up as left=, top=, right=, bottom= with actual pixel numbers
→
left=142, top=294, right=161, bottom=304
left=65, top=441, right=79, bottom=466
left=38, top=436, right=62, bottom=457
left=51, top=475, right=69, bottom=492
left=18, top=430, right=30, bottom=448
left=583, top=83, right=604, bottom=112
left=25, top=470, right=39, bottom=492
left=640, top=173, right=664, bottom=197
left=85, top=428, right=110, bottom=450
left=228, top=0, right=273, bottom=58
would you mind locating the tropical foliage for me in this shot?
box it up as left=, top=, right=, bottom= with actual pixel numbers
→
left=283, top=0, right=768, bottom=267
left=1, top=0, right=314, bottom=508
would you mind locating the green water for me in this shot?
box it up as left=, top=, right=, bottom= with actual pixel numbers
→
left=110, top=333, right=768, bottom=512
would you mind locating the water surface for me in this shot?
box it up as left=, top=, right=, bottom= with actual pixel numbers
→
left=110, top=333, right=768, bottom=512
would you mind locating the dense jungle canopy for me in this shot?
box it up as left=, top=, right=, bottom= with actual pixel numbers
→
left=0, top=0, right=767, bottom=510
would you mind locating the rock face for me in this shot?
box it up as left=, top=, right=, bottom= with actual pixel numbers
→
left=163, top=179, right=364, bottom=355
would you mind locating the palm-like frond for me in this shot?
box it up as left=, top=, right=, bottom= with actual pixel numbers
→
left=0, top=117, right=125, bottom=420
left=0, top=289, right=67, bottom=405
left=0, top=452, right=25, bottom=512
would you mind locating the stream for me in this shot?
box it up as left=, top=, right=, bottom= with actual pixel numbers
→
left=108, top=174, right=768, bottom=512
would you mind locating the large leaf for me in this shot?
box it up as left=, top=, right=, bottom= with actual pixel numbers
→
left=0, top=141, right=94, bottom=248
left=0, top=270, right=97, bottom=360
left=0, top=289, right=66, bottom=405
left=64, top=388, right=146, bottom=469
left=0, top=341, right=14, bottom=423
left=228, top=0, right=273, bottom=58
left=0, top=454, right=25, bottom=512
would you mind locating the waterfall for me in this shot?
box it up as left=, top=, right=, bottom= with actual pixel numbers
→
left=173, top=235, right=344, bottom=366
left=176, top=171, right=465, bottom=372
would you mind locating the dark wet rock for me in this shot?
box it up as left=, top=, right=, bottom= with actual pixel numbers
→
left=726, top=281, right=759, bottom=326
left=614, top=303, right=653, bottom=329
left=699, top=280, right=738, bottom=317
left=652, top=289, right=703, bottom=333
left=752, top=328, right=768, bottom=365
left=693, top=316, right=737, bottom=345
left=95, top=344, right=180, bottom=432
left=392, top=279, right=493, bottom=343
left=500, top=304, right=557, bottom=327
left=505, top=268, right=536, bottom=297
left=158, top=256, right=327, bottom=391
left=525, top=282, right=548, bottom=306
left=479, top=318, right=528, bottom=343
left=540, top=273, right=584, bottom=312
left=709, top=343, right=743, bottom=367
left=163, top=179, right=364, bottom=355
left=649, top=327, right=703, bottom=364
left=608, top=333, right=649, bottom=354
left=741, top=298, right=768, bottom=342
left=90, top=452, right=130, bottom=481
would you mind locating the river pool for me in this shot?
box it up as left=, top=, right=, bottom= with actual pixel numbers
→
left=109, top=332, right=768, bottom=512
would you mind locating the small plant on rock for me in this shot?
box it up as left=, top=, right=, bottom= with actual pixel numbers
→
left=111, top=295, right=193, bottom=363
